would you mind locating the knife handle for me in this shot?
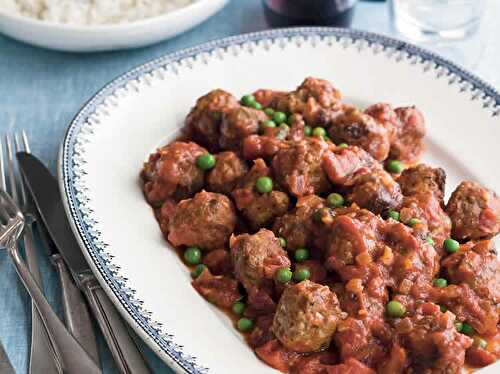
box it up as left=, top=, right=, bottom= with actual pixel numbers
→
left=53, top=254, right=100, bottom=366
left=80, top=274, right=151, bottom=374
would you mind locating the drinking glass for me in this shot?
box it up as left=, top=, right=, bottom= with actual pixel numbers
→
left=389, top=0, right=486, bottom=42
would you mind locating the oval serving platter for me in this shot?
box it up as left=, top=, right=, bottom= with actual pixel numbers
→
left=59, top=28, right=500, bottom=374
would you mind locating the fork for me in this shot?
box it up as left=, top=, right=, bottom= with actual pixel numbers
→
left=5, top=133, right=62, bottom=374
left=0, top=143, right=101, bottom=373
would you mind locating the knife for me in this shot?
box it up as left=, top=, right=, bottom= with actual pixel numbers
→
left=18, top=152, right=152, bottom=374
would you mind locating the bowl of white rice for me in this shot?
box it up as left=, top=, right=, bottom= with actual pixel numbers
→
left=0, top=0, right=229, bottom=52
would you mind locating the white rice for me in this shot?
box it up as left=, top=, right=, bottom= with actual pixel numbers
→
left=0, top=0, right=195, bottom=25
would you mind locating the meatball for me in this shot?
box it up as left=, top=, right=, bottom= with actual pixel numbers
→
left=232, top=159, right=290, bottom=230
left=364, top=103, right=400, bottom=142
left=396, top=303, right=472, bottom=373
left=219, top=106, right=268, bottom=150
left=230, top=229, right=290, bottom=291
left=347, top=169, right=403, bottom=215
left=184, top=89, right=239, bottom=152
left=275, top=77, right=343, bottom=126
left=390, top=106, right=426, bottom=163
left=206, top=151, right=248, bottom=194
left=398, top=164, right=446, bottom=203
left=242, top=134, right=285, bottom=161
left=273, top=195, right=325, bottom=251
left=272, top=280, right=341, bottom=353
left=446, top=181, right=500, bottom=240
left=141, top=141, right=206, bottom=204
left=272, top=137, right=332, bottom=197
left=168, top=191, right=236, bottom=250
left=252, top=89, right=287, bottom=108
left=322, top=145, right=379, bottom=187
left=442, top=240, right=500, bottom=305
left=328, top=107, right=390, bottom=161
left=192, top=268, right=241, bottom=308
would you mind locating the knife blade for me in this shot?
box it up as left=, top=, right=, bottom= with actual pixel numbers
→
left=17, top=152, right=151, bottom=374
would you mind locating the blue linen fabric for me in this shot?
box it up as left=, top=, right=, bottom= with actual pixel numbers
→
left=0, top=1, right=498, bottom=373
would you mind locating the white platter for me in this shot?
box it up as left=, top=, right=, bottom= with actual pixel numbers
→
left=58, top=28, right=500, bottom=373
left=0, top=0, right=228, bottom=52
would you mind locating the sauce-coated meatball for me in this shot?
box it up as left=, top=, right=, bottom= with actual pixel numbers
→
left=220, top=106, right=268, bottom=151
left=206, top=151, right=248, bottom=194
left=398, top=164, right=446, bottom=203
left=184, top=89, right=239, bottom=152
left=168, top=191, right=236, bottom=250
left=230, top=229, right=290, bottom=291
left=272, top=137, right=333, bottom=197
left=390, top=106, right=426, bottom=163
left=272, top=280, right=341, bottom=353
left=141, top=141, right=206, bottom=204
left=446, top=181, right=500, bottom=240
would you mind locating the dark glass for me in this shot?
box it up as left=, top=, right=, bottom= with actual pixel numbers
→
left=264, top=0, right=357, bottom=27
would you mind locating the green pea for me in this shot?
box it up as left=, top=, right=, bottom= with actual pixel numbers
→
left=255, top=176, right=273, bottom=194
left=191, top=264, right=206, bottom=279
left=279, top=124, right=290, bottom=131
left=433, top=278, right=448, bottom=288
left=327, top=193, right=344, bottom=208
left=439, top=305, right=448, bottom=313
left=312, top=127, right=326, bottom=138
left=184, top=247, right=202, bottom=265
left=386, top=210, right=400, bottom=221
left=250, top=102, right=263, bottom=110
left=426, top=237, right=435, bottom=246
left=337, top=143, right=348, bottom=148
left=264, top=108, right=275, bottom=116
left=196, top=153, right=216, bottom=171
left=386, top=160, right=404, bottom=174
left=294, top=248, right=310, bottom=262
left=461, top=323, right=475, bottom=336
left=275, top=268, right=293, bottom=283
left=273, top=111, right=287, bottom=124
left=455, top=322, right=463, bottom=332
left=237, top=318, right=253, bottom=332
left=278, top=237, right=287, bottom=248
left=386, top=300, right=406, bottom=318
left=232, top=301, right=246, bottom=316
left=473, top=336, right=488, bottom=349
left=304, top=125, right=313, bottom=137
left=241, top=94, right=255, bottom=107
left=261, top=120, right=277, bottom=131
left=407, top=218, right=421, bottom=227
left=293, top=268, right=310, bottom=282
left=444, top=239, right=460, bottom=254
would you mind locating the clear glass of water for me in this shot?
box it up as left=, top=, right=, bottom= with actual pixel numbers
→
left=389, top=0, right=486, bottom=42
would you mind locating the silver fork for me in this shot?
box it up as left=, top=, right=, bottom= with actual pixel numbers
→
left=7, top=132, right=62, bottom=374
left=0, top=139, right=101, bottom=374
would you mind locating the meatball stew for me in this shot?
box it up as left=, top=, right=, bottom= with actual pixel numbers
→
left=141, top=78, right=500, bottom=374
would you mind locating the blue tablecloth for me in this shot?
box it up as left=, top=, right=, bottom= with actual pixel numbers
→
left=0, top=1, right=498, bottom=373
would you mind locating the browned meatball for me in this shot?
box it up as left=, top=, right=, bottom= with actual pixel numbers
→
left=219, top=106, right=268, bottom=150
left=272, top=137, right=332, bottom=197
left=446, top=181, right=500, bottom=240
left=328, top=107, right=390, bottom=162
left=322, top=145, right=379, bottom=187
left=141, top=141, right=206, bottom=204
left=206, top=151, right=248, bottom=194
left=390, top=106, right=426, bottom=163
left=168, top=191, right=236, bottom=250
left=396, top=303, right=472, bottom=373
left=272, top=280, right=341, bottom=353
left=275, top=77, right=342, bottom=126
left=364, top=102, right=400, bottom=142
left=192, top=267, right=241, bottom=308
left=442, top=240, right=500, bottom=305
left=230, top=229, right=290, bottom=291
left=398, top=164, right=446, bottom=203
left=347, top=169, right=403, bottom=215
left=184, top=89, right=239, bottom=152
left=232, top=159, right=289, bottom=230
left=242, top=135, right=285, bottom=161
left=273, top=195, right=325, bottom=251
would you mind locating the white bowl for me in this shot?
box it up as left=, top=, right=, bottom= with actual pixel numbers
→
left=0, top=0, right=229, bottom=52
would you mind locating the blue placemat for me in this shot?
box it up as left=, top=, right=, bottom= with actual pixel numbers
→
left=0, top=1, right=498, bottom=373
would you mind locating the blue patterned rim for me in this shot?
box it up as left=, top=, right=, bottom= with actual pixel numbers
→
left=59, top=27, right=500, bottom=374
